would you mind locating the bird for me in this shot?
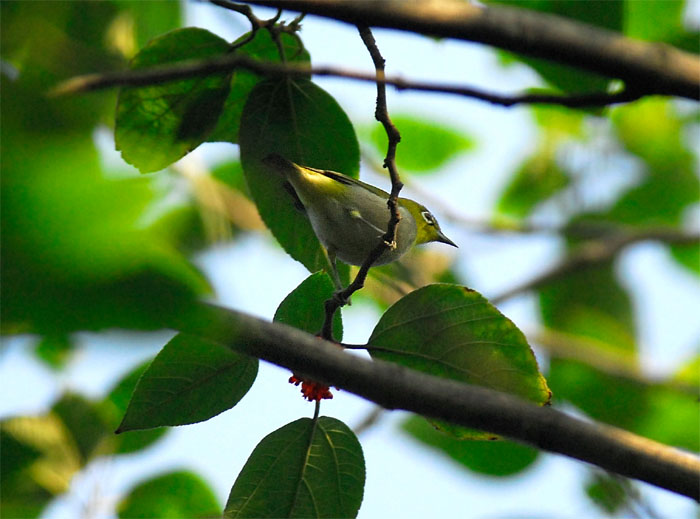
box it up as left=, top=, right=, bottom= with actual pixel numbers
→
left=263, top=153, right=457, bottom=289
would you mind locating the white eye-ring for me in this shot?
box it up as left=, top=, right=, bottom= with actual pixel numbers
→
left=421, top=211, right=436, bottom=225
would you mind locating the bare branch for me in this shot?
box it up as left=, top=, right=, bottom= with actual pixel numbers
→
left=321, top=26, right=404, bottom=338
left=172, top=302, right=700, bottom=500
left=51, top=55, right=643, bottom=108
left=238, top=0, right=700, bottom=100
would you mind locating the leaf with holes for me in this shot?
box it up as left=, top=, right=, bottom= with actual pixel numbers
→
left=225, top=417, right=365, bottom=518
left=368, top=284, right=550, bottom=438
left=116, top=333, right=258, bottom=432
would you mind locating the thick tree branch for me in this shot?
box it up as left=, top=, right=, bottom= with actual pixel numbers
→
left=239, top=0, right=700, bottom=100
left=171, top=302, right=700, bottom=500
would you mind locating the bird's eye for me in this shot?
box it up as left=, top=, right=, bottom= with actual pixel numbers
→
left=421, top=211, right=435, bottom=226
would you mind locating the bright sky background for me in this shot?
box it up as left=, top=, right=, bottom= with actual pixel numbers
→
left=1, top=2, right=699, bottom=518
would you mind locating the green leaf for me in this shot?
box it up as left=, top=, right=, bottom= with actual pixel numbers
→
left=585, top=472, right=629, bottom=514
left=239, top=78, right=360, bottom=273
left=368, top=115, right=473, bottom=173
left=99, top=361, right=168, bottom=455
left=274, top=272, right=343, bottom=340
left=117, top=333, right=258, bottom=432
left=117, top=471, right=220, bottom=519
left=1, top=127, right=208, bottom=335
left=496, top=154, right=570, bottom=218
left=608, top=99, right=699, bottom=226
left=225, top=417, right=365, bottom=518
left=112, top=0, right=183, bottom=53
left=52, top=393, right=111, bottom=464
left=368, top=284, right=550, bottom=438
left=539, top=261, right=636, bottom=353
left=115, top=27, right=232, bottom=173
left=34, top=335, right=74, bottom=371
left=401, top=415, right=539, bottom=476
left=208, top=30, right=310, bottom=143
left=0, top=429, right=53, bottom=519
left=623, top=0, right=685, bottom=43
left=669, top=242, right=700, bottom=277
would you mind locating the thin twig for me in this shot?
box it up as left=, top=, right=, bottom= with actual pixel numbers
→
left=50, top=55, right=644, bottom=108
left=321, top=26, right=404, bottom=339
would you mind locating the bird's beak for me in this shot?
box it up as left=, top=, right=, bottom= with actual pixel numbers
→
left=437, top=230, right=458, bottom=248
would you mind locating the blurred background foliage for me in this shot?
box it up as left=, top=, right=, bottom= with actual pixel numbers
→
left=1, top=0, right=698, bottom=517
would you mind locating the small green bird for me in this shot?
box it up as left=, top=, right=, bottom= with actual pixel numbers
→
left=264, top=154, right=456, bottom=289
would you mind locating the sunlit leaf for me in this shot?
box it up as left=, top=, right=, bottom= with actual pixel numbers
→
left=115, top=27, right=232, bottom=173
left=368, top=284, right=550, bottom=438
left=369, top=115, right=474, bottom=173
left=623, top=0, right=685, bottom=43
left=274, top=272, right=343, bottom=340
left=225, top=417, right=365, bottom=518
left=118, top=471, right=220, bottom=519
left=208, top=30, right=310, bottom=143
left=239, top=78, right=359, bottom=273
left=401, top=415, right=539, bottom=476
left=117, top=333, right=258, bottom=432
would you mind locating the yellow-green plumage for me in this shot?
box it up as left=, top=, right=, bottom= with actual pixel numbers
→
left=263, top=154, right=456, bottom=285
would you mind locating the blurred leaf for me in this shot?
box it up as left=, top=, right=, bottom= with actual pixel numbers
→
left=609, top=99, right=699, bottom=226
left=369, top=284, right=550, bottom=438
left=585, top=472, right=629, bottom=514
left=100, top=361, right=168, bottom=454
left=0, top=430, right=53, bottom=518
left=117, top=333, right=258, bottom=432
left=1, top=1, right=122, bottom=132
left=540, top=262, right=636, bottom=352
left=274, top=272, right=343, bottom=341
left=369, top=115, right=473, bottom=173
left=497, top=154, right=570, bottom=218
left=623, top=0, right=686, bottom=43
left=401, top=415, right=539, bottom=476
left=52, top=393, right=111, bottom=464
left=118, top=471, right=220, bottom=519
left=2, top=78, right=208, bottom=335
left=208, top=30, right=310, bottom=143
left=224, top=417, right=365, bottom=518
left=239, top=78, right=360, bottom=273
left=111, top=0, right=183, bottom=55
left=669, top=242, right=700, bottom=276
left=33, top=335, right=74, bottom=371
left=115, top=27, right=232, bottom=173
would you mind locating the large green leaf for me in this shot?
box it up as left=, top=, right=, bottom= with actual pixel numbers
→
left=52, top=393, right=112, bottom=464
left=115, top=27, right=232, bottom=173
left=401, top=415, right=539, bottom=476
left=118, top=471, right=220, bottom=519
left=224, top=417, right=365, bottom=518
left=368, top=115, right=474, bottom=173
left=239, top=78, right=360, bottom=273
left=208, top=30, right=310, bottom=143
left=368, top=284, right=550, bottom=438
left=274, top=272, right=343, bottom=341
left=117, top=333, right=258, bottom=432
left=623, top=0, right=687, bottom=44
